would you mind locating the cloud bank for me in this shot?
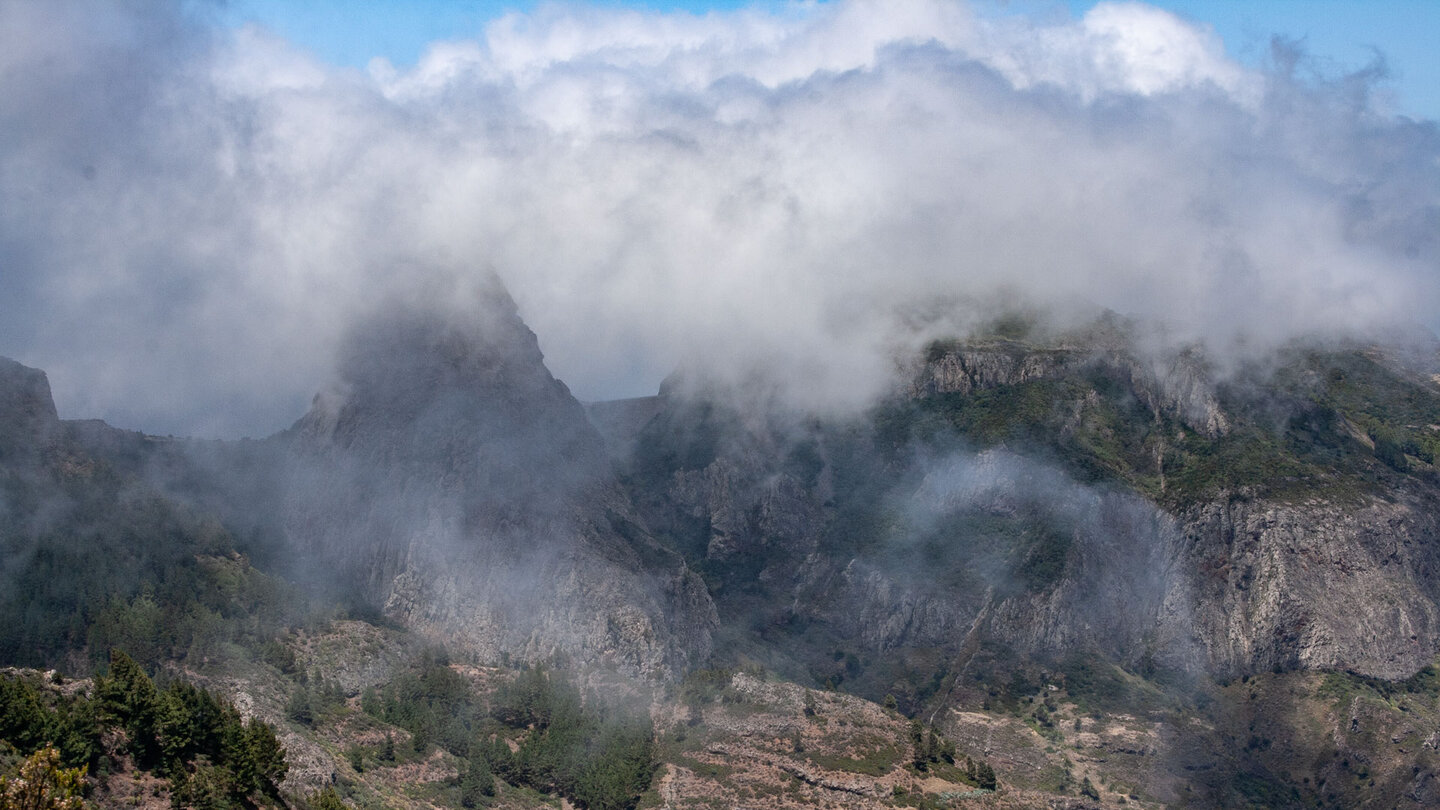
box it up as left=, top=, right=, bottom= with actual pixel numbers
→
left=1, top=0, right=1437, bottom=436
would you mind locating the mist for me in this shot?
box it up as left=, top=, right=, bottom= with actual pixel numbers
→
left=2, top=0, right=1437, bottom=437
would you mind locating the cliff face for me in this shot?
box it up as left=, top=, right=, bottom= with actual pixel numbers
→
left=0, top=357, right=59, bottom=455
left=281, top=279, right=716, bottom=678
left=622, top=334, right=1440, bottom=687
left=1174, top=493, right=1440, bottom=679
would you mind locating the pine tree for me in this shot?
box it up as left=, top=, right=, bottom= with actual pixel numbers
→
left=244, top=719, right=287, bottom=796
left=98, top=650, right=162, bottom=768
left=286, top=684, right=314, bottom=726
left=484, top=736, right=515, bottom=781
left=909, top=719, right=926, bottom=770
left=460, top=754, right=495, bottom=807
left=976, top=761, right=997, bottom=791
left=308, top=786, right=351, bottom=810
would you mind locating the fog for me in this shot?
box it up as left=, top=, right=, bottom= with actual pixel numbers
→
left=2, top=0, right=1436, bottom=437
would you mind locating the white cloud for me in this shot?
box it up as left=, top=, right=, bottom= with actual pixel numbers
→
left=0, top=0, right=1435, bottom=436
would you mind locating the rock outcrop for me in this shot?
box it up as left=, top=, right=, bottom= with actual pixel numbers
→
left=0, top=357, right=59, bottom=452
left=281, top=276, right=716, bottom=679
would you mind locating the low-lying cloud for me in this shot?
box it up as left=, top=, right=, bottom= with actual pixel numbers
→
left=2, top=0, right=1436, bottom=437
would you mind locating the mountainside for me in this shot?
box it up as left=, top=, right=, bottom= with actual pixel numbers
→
left=4, top=292, right=1440, bottom=808
left=613, top=327, right=1440, bottom=696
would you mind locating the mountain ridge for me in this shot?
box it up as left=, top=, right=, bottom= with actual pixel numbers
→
left=5, top=290, right=1440, bottom=807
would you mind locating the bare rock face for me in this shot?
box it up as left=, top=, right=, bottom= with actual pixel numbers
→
left=282, top=276, right=716, bottom=679
left=787, top=453, right=1197, bottom=670
left=911, top=340, right=1228, bottom=438
left=1172, top=493, right=1440, bottom=679
left=908, top=341, right=1073, bottom=399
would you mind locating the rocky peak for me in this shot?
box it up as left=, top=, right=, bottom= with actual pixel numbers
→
left=0, top=357, right=59, bottom=452
left=279, top=274, right=715, bottom=678
left=292, top=276, right=605, bottom=497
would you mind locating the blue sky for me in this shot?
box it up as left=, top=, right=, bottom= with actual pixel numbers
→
left=222, top=0, right=1439, bottom=121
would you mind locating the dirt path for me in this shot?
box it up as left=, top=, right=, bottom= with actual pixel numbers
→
left=656, top=763, right=678, bottom=809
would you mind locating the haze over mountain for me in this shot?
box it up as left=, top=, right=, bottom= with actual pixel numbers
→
left=6, top=269, right=1440, bottom=806
left=2, top=0, right=1437, bottom=437
left=4, top=3, right=1440, bottom=808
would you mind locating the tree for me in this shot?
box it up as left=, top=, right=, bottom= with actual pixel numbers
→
left=976, top=761, right=998, bottom=791
left=97, top=650, right=161, bottom=768
left=460, top=754, right=494, bottom=807
left=243, top=719, right=287, bottom=796
left=168, top=759, right=236, bottom=810
left=939, top=738, right=956, bottom=764
left=0, top=676, right=50, bottom=753
left=286, top=685, right=314, bottom=726
left=307, top=786, right=350, bottom=810
left=908, top=719, right=926, bottom=770
left=481, top=736, right=515, bottom=782
left=0, top=747, right=87, bottom=810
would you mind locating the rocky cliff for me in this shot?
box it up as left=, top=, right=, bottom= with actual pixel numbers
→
left=1175, top=492, right=1440, bottom=680
left=620, top=330, right=1440, bottom=693
left=0, top=357, right=59, bottom=454
left=280, top=277, right=716, bottom=679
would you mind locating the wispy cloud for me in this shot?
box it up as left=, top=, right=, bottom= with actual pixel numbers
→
left=2, top=0, right=1436, bottom=436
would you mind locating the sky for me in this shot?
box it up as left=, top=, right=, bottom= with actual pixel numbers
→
left=3, top=0, right=1438, bottom=437
left=222, top=0, right=1440, bottom=121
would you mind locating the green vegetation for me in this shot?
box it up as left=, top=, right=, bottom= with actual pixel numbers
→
left=0, top=747, right=87, bottom=810
left=896, top=341, right=1440, bottom=506
left=806, top=740, right=903, bottom=777
left=304, top=786, right=352, bottom=810
left=486, top=666, right=656, bottom=810
left=0, top=650, right=286, bottom=809
left=357, top=661, right=656, bottom=810
left=458, top=752, right=494, bottom=807
left=0, top=442, right=306, bottom=672
left=1317, top=662, right=1440, bottom=705
left=363, top=650, right=482, bottom=758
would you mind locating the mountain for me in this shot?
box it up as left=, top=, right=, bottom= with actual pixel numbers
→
left=273, top=277, right=716, bottom=680
left=3, top=285, right=1440, bottom=808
